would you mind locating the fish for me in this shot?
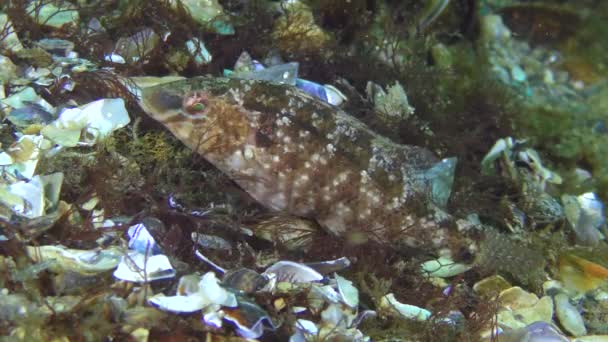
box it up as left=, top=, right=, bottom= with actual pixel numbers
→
left=558, top=253, right=608, bottom=293
left=138, top=76, right=463, bottom=257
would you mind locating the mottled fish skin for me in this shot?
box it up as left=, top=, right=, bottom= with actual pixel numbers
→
left=139, top=76, right=456, bottom=255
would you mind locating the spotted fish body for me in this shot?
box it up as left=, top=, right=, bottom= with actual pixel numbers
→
left=140, top=76, right=457, bottom=255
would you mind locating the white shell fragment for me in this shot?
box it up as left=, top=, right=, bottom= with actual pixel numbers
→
left=104, top=53, right=126, bottom=64
left=562, top=192, right=605, bottom=246
left=0, top=87, right=54, bottom=112
left=421, top=256, right=472, bottom=278
left=186, top=38, right=212, bottom=65
left=290, top=319, right=319, bottom=342
left=1, top=173, right=63, bottom=219
left=309, top=285, right=342, bottom=306
left=264, top=260, right=324, bottom=283
left=379, top=293, right=431, bottom=321
left=323, top=85, right=347, bottom=106
left=0, top=135, right=47, bottom=179
left=335, top=273, right=359, bottom=308
left=481, top=137, right=516, bottom=171
left=128, top=223, right=161, bottom=255
left=321, top=303, right=354, bottom=327
left=26, top=245, right=122, bottom=274
left=149, top=293, right=207, bottom=313
left=481, top=137, right=561, bottom=189
left=41, top=98, right=130, bottom=147
left=223, top=300, right=275, bottom=339
left=149, top=272, right=237, bottom=313
left=113, top=251, right=175, bottom=282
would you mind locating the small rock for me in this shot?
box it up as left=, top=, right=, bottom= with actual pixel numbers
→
left=130, top=327, right=149, bottom=342
left=555, top=293, right=587, bottom=337
left=497, top=287, right=554, bottom=330
left=473, top=275, right=512, bottom=297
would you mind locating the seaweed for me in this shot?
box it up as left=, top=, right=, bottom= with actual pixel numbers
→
left=271, top=1, right=335, bottom=58
left=47, top=69, right=139, bottom=109
left=475, top=229, right=569, bottom=292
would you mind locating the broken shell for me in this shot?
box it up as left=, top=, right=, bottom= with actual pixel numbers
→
left=335, top=273, right=359, bottom=308
left=113, top=28, right=159, bottom=64
left=222, top=299, right=275, bottom=339
left=1, top=135, right=46, bottom=179
left=421, top=256, right=472, bottom=278
left=2, top=173, right=63, bottom=219
left=305, top=257, right=352, bottom=275
left=295, top=79, right=347, bottom=106
left=562, top=192, right=605, bottom=246
left=320, top=302, right=355, bottom=328
left=113, top=251, right=175, bottom=282
left=186, top=38, right=212, bottom=65
left=222, top=268, right=268, bottom=294
left=192, top=232, right=232, bottom=250
left=41, top=98, right=130, bottom=147
left=128, top=222, right=162, bottom=256
left=291, top=319, right=318, bottom=341
left=263, top=260, right=323, bottom=283
left=149, top=272, right=237, bottom=313
left=26, top=245, right=122, bottom=274
left=308, top=285, right=342, bottom=312
left=378, top=293, right=431, bottom=321
left=177, top=274, right=201, bottom=296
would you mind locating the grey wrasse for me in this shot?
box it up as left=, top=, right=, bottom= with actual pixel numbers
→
left=138, top=76, right=461, bottom=256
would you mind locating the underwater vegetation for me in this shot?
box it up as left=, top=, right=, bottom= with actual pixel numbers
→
left=1, top=0, right=608, bottom=341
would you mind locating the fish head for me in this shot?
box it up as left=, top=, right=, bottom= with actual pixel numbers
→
left=139, top=77, right=256, bottom=159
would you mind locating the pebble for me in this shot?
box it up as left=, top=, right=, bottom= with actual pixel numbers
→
left=555, top=293, right=587, bottom=337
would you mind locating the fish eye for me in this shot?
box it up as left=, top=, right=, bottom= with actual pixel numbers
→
left=190, top=102, right=206, bottom=112
left=183, top=92, right=209, bottom=115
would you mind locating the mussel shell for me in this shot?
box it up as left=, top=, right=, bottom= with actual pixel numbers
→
left=222, top=268, right=268, bottom=293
